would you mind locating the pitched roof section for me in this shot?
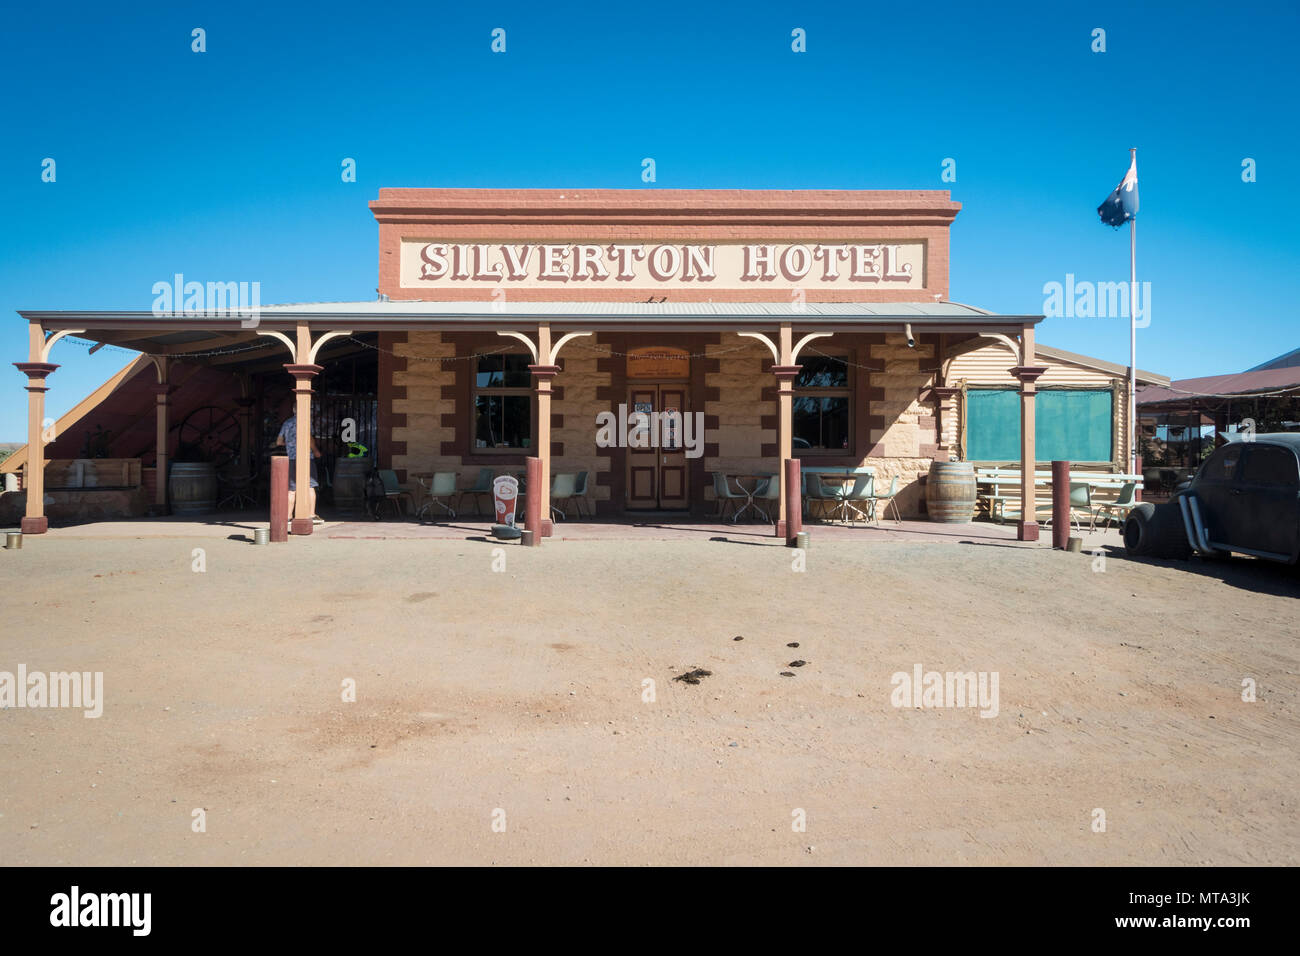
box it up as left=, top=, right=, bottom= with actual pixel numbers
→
left=1136, top=367, right=1300, bottom=406
left=1247, top=346, right=1300, bottom=372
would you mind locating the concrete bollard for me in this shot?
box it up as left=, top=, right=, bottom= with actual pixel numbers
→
left=1051, top=460, right=1071, bottom=550
left=270, top=456, right=289, bottom=543
left=524, top=457, right=542, bottom=547
left=784, top=458, right=803, bottom=547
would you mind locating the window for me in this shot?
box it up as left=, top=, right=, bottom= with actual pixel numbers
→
left=1200, top=445, right=1242, bottom=481
left=1241, top=445, right=1299, bottom=486
left=792, top=354, right=851, bottom=454
left=473, top=353, right=531, bottom=450
left=965, top=388, right=1114, bottom=462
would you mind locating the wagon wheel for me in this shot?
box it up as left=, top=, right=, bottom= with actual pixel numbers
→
left=177, top=406, right=241, bottom=469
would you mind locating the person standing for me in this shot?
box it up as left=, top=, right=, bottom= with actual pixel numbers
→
left=276, top=408, right=323, bottom=526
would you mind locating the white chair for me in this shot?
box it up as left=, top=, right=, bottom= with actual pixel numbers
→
left=1042, top=481, right=1095, bottom=532
left=550, top=473, right=578, bottom=521
left=867, top=475, right=902, bottom=524
left=1095, top=481, right=1138, bottom=529
left=416, top=472, right=458, bottom=519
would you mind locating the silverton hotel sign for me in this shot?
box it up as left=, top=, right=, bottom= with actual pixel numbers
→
left=399, top=240, right=926, bottom=291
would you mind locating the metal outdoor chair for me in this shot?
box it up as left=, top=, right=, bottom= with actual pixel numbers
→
left=1095, top=481, right=1138, bottom=530
left=803, top=473, right=840, bottom=521
left=570, top=470, right=591, bottom=517
left=753, top=475, right=782, bottom=524
left=867, top=474, right=902, bottom=525
left=839, top=474, right=875, bottom=523
left=378, top=469, right=415, bottom=516
left=712, top=472, right=746, bottom=520
left=416, top=472, right=458, bottom=520
left=550, top=472, right=578, bottom=521
left=1042, top=481, right=1095, bottom=533
left=455, top=467, right=494, bottom=515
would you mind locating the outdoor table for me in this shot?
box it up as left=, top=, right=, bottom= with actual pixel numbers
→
left=806, top=470, right=875, bottom=523
left=726, top=472, right=776, bottom=523
left=409, top=473, right=441, bottom=518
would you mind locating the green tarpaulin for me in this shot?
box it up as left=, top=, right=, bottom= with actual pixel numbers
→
left=966, top=388, right=1113, bottom=462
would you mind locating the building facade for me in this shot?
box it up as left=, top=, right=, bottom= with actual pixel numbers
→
left=11, top=188, right=1057, bottom=538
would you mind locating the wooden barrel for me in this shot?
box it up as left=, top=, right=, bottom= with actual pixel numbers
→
left=332, top=458, right=370, bottom=514
left=168, top=462, right=217, bottom=514
left=926, top=460, right=976, bottom=523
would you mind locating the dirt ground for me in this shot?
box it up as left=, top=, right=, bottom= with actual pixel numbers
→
left=1, top=528, right=1297, bottom=866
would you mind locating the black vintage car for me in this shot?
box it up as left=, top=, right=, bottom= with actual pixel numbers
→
left=1124, top=433, right=1300, bottom=564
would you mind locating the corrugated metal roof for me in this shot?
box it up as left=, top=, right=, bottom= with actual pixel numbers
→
left=1136, top=367, right=1300, bottom=406
left=1035, top=344, right=1168, bottom=386
left=246, top=300, right=1017, bottom=318
left=1247, top=346, right=1300, bottom=372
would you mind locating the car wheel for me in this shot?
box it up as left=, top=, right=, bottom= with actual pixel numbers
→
left=1123, top=502, right=1191, bottom=559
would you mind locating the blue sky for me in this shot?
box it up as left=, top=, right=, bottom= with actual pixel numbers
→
left=2, top=0, right=1296, bottom=440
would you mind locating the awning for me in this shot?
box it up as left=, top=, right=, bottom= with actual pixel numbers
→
left=17, top=300, right=1042, bottom=360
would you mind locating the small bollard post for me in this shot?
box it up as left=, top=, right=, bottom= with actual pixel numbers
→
left=1051, top=460, right=1071, bottom=549
left=270, top=456, right=289, bottom=543
left=524, top=457, right=542, bottom=547
left=5, top=531, right=22, bottom=550
left=784, top=458, right=803, bottom=547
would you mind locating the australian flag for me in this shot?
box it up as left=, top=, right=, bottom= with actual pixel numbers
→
left=1097, top=154, right=1139, bottom=227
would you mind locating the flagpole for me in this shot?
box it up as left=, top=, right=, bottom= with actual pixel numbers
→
left=1128, top=147, right=1137, bottom=475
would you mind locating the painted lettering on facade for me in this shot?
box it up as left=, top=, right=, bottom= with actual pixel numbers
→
left=399, top=241, right=925, bottom=290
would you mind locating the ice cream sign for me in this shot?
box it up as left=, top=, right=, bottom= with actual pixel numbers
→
left=399, top=240, right=925, bottom=290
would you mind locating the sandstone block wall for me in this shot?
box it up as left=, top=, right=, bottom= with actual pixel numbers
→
left=387, top=330, right=946, bottom=518
left=705, top=339, right=770, bottom=490
left=391, top=332, right=456, bottom=479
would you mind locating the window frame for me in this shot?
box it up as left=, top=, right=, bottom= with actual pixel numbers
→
left=471, top=351, right=533, bottom=453
left=791, top=351, right=854, bottom=457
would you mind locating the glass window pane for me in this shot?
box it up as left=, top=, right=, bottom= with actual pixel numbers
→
left=820, top=397, right=849, bottom=450
left=474, top=394, right=530, bottom=448
left=503, top=354, right=532, bottom=388
left=796, top=355, right=848, bottom=389
left=475, top=395, right=502, bottom=446
left=477, top=355, right=504, bottom=388
left=1242, top=445, right=1299, bottom=485
left=1201, top=445, right=1243, bottom=481
left=502, top=395, right=530, bottom=448
left=792, top=396, right=849, bottom=451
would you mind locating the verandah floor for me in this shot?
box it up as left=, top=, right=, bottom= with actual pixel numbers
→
left=15, top=509, right=1091, bottom=548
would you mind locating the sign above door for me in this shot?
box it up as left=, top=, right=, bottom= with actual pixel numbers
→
left=627, top=347, right=690, bottom=380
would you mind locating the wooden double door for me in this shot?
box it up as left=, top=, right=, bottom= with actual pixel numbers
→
left=626, top=382, right=690, bottom=511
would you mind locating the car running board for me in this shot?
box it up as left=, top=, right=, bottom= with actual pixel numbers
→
left=1178, top=493, right=1291, bottom=562
left=1207, top=542, right=1292, bottom=562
